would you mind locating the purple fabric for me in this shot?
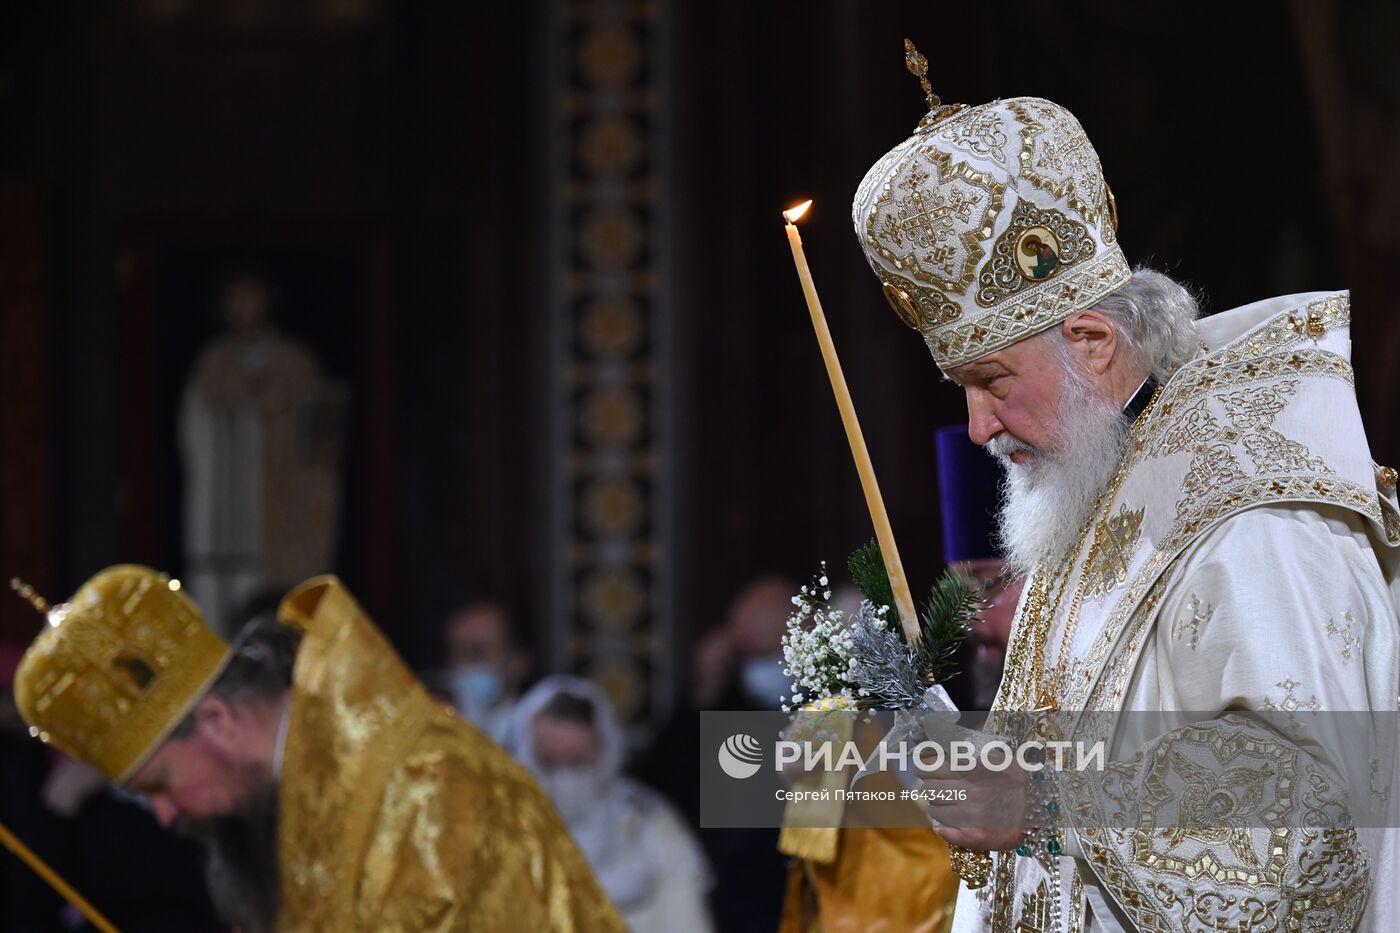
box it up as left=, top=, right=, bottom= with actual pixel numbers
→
left=935, top=424, right=1003, bottom=564
left=0, top=642, right=22, bottom=688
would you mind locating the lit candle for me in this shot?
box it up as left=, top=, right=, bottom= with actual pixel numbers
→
left=783, top=200, right=920, bottom=644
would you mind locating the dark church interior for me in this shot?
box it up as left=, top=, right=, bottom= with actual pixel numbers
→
left=2, top=2, right=1397, bottom=930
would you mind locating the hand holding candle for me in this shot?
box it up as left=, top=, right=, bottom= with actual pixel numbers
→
left=782, top=200, right=920, bottom=645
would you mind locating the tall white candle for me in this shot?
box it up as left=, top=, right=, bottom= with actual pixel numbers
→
left=782, top=201, right=919, bottom=645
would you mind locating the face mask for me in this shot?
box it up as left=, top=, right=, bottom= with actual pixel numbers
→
left=740, top=656, right=791, bottom=709
left=540, top=765, right=600, bottom=823
left=449, top=665, right=503, bottom=718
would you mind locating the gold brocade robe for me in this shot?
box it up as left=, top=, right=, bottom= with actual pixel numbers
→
left=275, top=576, right=625, bottom=932
left=778, top=713, right=959, bottom=933
left=779, top=828, right=957, bottom=933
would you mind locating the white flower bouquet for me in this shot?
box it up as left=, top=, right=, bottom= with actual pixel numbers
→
left=780, top=540, right=981, bottom=711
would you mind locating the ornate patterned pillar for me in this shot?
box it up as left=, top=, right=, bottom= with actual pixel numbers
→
left=547, top=0, right=673, bottom=728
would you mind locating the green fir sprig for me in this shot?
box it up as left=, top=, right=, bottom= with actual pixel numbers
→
left=847, top=538, right=979, bottom=687
left=846, top=538, right=896, bottom=616
left=780, top=542, right=982, bottom=711
left=917, top=567, right=981, bottom=686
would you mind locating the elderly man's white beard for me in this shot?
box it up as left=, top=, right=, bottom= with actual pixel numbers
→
left=988, top=362, right=1131, bottom=577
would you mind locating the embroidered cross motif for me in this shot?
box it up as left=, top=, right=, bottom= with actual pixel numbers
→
left=899, top=166, right=930, bottom=191
left=901, top=186, right=977, bottom=243
left=1325, top=610, right=1359, bottom=664
left=1172, top=594, right=1214, bottom=650
left=1260, top=676, right=1321, bottom=713
left=1081, top=504, right=1145, bottom=601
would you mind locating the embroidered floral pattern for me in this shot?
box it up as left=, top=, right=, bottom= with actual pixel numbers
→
left=946, top=106, right=1010, bottom=166
left=852, top=97, right=1129, bottom=370
left=1221, top=381, right=1332, bottom=476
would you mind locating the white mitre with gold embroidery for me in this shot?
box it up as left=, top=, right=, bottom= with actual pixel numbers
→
left=851, top=42, right=1128, bottom=370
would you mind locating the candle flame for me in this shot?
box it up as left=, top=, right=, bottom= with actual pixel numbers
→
left=782, top=199, right=813, bottom=224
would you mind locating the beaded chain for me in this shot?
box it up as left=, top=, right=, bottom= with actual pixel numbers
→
left=1016, top=742, right=1066, bottom=931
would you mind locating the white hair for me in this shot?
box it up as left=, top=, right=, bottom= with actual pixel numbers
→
left=1092, top=267, right=1201, bottom=381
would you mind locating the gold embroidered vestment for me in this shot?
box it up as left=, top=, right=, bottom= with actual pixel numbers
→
left=276, top=577, right=625, bottom=932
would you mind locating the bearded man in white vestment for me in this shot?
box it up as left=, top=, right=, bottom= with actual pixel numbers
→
left=849, top=46, right=1400, bottom=932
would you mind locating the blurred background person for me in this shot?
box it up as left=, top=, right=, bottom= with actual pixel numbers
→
left=11, top=568, right=622, bottom=932
left=693, top=575, right=796, bottom=712
left=0, top=637, right=219, bottom=932
left=514, top=676, right=714, bottom=933
left=641, top=574, right=797, bottom=933
left=438, top=599, right=533, bottom=744
left=178, top=267, right=347, bottom=635
left=935, top=425, right=1022, bottom=712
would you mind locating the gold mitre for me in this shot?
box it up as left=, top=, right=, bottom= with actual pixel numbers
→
left=12, top=565, right=231, bottom=782
left=852, top=40, right=1128, bottom=370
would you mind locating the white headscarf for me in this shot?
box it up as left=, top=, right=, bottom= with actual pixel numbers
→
left=511, top=676, right=658, bottom=907
left=510, top=675, right=628, bottom=782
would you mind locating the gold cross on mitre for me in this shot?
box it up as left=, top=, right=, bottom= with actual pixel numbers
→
left=903, top=38, right=963, bottom=129
left=904, top=38, right=939, bottom=109
left=10, top=577, right=49, bottom=614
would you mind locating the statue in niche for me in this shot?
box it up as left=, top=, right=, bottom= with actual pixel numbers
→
left=178, top=268, right=347, bottom=634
